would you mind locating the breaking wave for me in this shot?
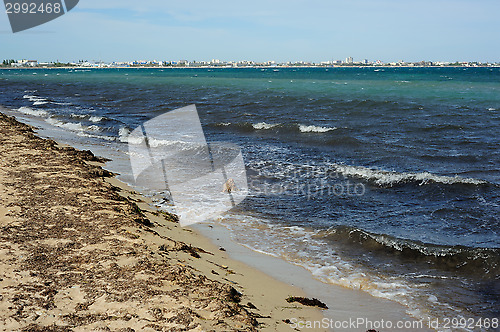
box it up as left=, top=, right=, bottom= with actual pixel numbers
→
left=299, top=124, right=337, bottom=133
left=215, top=122, right=337, bottom=133
left=331, top=164, right=488, bottom=187
left=252, top=122, right=279, bottom=130
left=45, top=117, right=103, bottom=133
left=319, top=226, right=500, bottom=276
left=17, top=106, right=48, bottom=117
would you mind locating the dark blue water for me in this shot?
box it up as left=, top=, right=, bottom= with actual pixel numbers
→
left=1, top=67, right=499, bottom=328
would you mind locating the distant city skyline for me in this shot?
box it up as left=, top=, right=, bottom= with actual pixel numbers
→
left=3, top=58, right=498, bottom=68
left=1, top=0, right=500, bottom=63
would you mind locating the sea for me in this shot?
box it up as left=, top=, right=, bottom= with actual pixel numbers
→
left=1, top=67, right=499, bottom=330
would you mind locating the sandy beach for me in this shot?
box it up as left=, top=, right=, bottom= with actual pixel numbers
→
left=0, top=111, right=325, bottom=331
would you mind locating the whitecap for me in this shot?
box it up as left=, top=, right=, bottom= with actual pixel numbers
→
left=299, top=124, right=336, bottom=133
left=253, top=122, right=278, bottom=130
left=46, top=117, right=85, bottom=132
left=77, top=132, right=115, bottom=141
left=23, top=94, right=47, bottom=104
left=88, top=125, right=101, bottom=132
left=331, top=164, right=487, bottom=186
left=89, top=116, right=103, bottom=123
left=17, top=106, right=48, bottom=117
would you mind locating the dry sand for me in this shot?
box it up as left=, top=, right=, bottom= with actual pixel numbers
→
left=0, top=112, right=324, bottom=331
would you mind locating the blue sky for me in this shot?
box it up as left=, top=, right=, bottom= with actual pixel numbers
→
left=1, top=0, right=499, bottom=63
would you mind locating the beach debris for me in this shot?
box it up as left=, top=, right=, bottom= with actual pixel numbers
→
left=159, top=210, right=179, bottom=223
left=158, top=244, right=169, bottom=253
left=129, top=202, right=152, bottom=226
left=173, top=242, right=211, bottom=258
left=246, top=302, right=257, bottom=309
left=222, top=178, right=236, bottom=193
left=285, top=296, right=328, bottom=309
left=224, top=285, right=242, bottom=303
left=59, top=146, right=110, bottom=163
left=88, top=167, right=114, bottom=178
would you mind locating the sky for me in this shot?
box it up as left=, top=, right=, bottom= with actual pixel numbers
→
left=1, top=0, right=499, bottom=63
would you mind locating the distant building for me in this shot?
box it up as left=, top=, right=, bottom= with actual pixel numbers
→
left=345, top=57, right=353, bottom=64
left=12, top=59, right=38, bottom=67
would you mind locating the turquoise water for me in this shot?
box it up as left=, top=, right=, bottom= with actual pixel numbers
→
left=1, top=67, right=499, bottom=329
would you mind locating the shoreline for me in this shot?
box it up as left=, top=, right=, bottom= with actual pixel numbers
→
left=0, top=107, right=434, bottom=331
left=0, top=110, right=324, bottom=331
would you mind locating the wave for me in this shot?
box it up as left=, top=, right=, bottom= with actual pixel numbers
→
left=320, top=226, right=500, bottom=276
left=70, top=113, right=87, bottom=119
left=119, top=127, right=189, bottom=148
left=216, top=215, right=476, bottom=325
left=119, top=127, right=140, bottom=144
left=215, top=122, right=337, bottom=134
left=330, top=164, right=487, bottom=187
left=252, top=122, right=279, bottom=130
left=46, top=117, right=103, bottom=133
left=17, top=106, right=48, bottom=117
left=299, top=124, right=337, bottom=133
left=46, top=117, right=85, bottom=132
left=77, top=132, right=116, bottom=142
left=89, top=116, right=103, bottom=123
left=70, top=113, right=104, bottom=122
left=23, top=94, right=48, bottom=105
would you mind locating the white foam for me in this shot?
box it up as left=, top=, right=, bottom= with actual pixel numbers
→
left=23, top=94, right=47, bottom=104
left=253, top=122, right=278, bottom=130
left=147, top=137, right=185, bottom=148
left=332, top=164, right=487, bottom=186
left=70, top=113, right=86, bottom=119
left=488, top=108, right=496, bottom=111
left=88, top=125, right=101, bottom=132
left=119, top=127, right=134, bottom=143
left=89, top=116, right=103, bottom=123
left=77, top=132, right=115, bottom=141
left=299, top=124, right=336, bottom=133
left=17, top=106, right=48, bottom=117
left=46, top=117, right=85, bottom=132
left=120, top=127, right=163, bottom=145
left=33, top=101, right=48, bottom=106
left=216, top=213, right=451, bottom=325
